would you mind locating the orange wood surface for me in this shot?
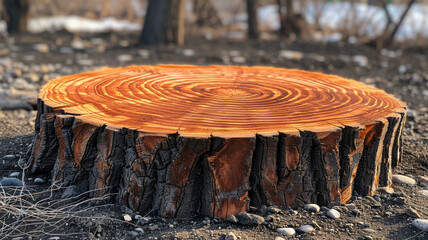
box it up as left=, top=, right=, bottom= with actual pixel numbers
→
left=39, top=65, right=406, bottom=138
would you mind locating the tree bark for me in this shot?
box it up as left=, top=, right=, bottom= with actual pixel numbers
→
left=139, top=0, right=186, bottom=45
left=2, top=0, right=28, bottom=33
left=277, top=0, right=309, bottom=39
left=192, top=0, right=222, bottom=27
left=26, top=65, right=407, bottom=219
left=246, top=0, right=258, bottom=39
left=374, top=0, right=415, bottom=48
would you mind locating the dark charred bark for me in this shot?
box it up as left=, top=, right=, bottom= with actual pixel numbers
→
left=27, top=100, right=406, bottom=219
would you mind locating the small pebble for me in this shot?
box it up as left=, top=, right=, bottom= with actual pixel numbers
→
left=123, top=214, right=132, bottom=222
left=326, top=209, right=340, bottom=219
left=236, top=213, right=264, bottom=225
left=297, top=225, right=315, bottom=234
left=418, top=176, right=428, bottom=187
left=363, top=229, right=377, bottom=234
left=149, top=224, right=159, bottom=231
left=268, top=206, right=281, bottom=214
left=419, top=190, right=428, bottom=198
left=226, top=215, right=238, bottom=224
left=392, top=174, right=416, bottom=185
left=0, top=178, right=23, bottom=187
left=345, top=223, right=354, bottom=228
left=405, top=207, right=421, bottom=218
left=411, top=219, right=428, bottom=231
left=276, top=227, right=296, bottom=236
left=3, top=155, right=15, bottom=161
left=378, top=187, right=394, bottom=194
left=135, top=228, right=144, bottom=233
left=34, top=178, right=45, bottom=184
left=224, top=232, right=237, bottom=240
left=128, top=231, right=138, bottom=237
left=304, top=203, right=320, bottom=213
left=182, top=49, right=195, bottom=57
left=274, top=237, right=285, bottom=240
left=9, top=172, right=20, bottom=177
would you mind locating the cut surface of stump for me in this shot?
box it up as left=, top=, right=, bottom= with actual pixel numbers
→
left=26, top=65, right=406, bottom=219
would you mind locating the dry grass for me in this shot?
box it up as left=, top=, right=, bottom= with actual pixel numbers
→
left=0, top=180, right=117, bottom=239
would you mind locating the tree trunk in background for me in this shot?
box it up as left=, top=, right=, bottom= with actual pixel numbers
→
left=277, top=0, right=309, bottom=40
left=373, top=0, right=415, bottom=49
left=139, top=0, right=186, bottom=45
left=2, top=0, right=29, bottom=33
left=246, top=0, right=258, bottom=39
left=382, top=0, right=415, bottom=47
left=192, top=0, right=222, bottom=27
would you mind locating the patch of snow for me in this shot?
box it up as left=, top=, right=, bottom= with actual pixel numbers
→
left=0, top=16, right=141, bottom=33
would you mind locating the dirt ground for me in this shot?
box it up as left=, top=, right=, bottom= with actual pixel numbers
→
left=0, top=32, right=427, bottom=239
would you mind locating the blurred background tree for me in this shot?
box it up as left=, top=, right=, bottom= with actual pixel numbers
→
left=0, top=0, right=426, bottom=47
left=139, top=0, right=186, bottom=45
left=2, top=0, right=29, bottom=32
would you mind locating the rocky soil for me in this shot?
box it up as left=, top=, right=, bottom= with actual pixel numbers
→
left=0, top=32, right=427, bottom=239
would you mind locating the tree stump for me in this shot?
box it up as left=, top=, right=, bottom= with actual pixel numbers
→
left=26, top=65, right=406, bottom=219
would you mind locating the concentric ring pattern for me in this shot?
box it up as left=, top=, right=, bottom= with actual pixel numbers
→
left=40, top=65, right=406, bottom=138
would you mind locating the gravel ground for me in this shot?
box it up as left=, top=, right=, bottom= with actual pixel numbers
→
left=0, top=32, right=427, bottom=239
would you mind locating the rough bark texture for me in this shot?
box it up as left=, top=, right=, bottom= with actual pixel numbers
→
left=26, top=100, right=406, bottom=219
left=139, top=0, right=186, bottom=45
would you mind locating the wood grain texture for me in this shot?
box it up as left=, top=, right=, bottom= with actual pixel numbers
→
left=26, top=65, right=407, bottom=219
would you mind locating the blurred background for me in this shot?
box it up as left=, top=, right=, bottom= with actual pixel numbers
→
left=1, top=0, right=428, bottom=45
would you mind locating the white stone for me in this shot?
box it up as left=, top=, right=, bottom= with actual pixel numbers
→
left=418, top=176, right=428, bottom=187
left=117, top=54, right=133, bottom=62
left=34, top=178, right=45, bottom=184
left=224, top=232, right=237, bottom=240
left=279, top=50, right=303, bottom=60
left=352, top=55, right=368, bottom=67
left=231, top=56, right=246, bottom=63
left=411, top=219, right=428, bottom=231
left=275, top=237, right=285, bottom=240
left=326, top=209, right=341, bottom=219
left=9, top=172, right=20, bottom=177
left=419, top=190, right=428, bottom=198
left=123, top=214, right=132, bottom=222
left=276, top=227, right=296, bottom=236
left=392, top=174, right=416, bottom=185
left=297, top=225, right=315, bottom=233
left=34, top=43, right=49, bottom=53
left=182, top=49, right=195, bottom=57
left=138, top=49, right=150, bottom=58
left=304, top=203, right=320, bottom=213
